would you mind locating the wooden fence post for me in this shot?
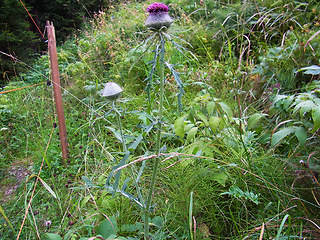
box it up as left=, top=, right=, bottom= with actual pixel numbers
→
left=46, top=21, right=69, bottom=162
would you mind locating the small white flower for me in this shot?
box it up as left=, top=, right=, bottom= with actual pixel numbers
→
left=44, top=220, right=52, bottom=227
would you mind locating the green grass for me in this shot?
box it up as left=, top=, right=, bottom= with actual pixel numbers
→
left=1, top=0, right=320, bottom=239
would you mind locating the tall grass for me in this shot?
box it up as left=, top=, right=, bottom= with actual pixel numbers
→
left=1, top=0, right=320, bottom=239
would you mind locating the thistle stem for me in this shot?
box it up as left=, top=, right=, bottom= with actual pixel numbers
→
left=144, top=33, right=165, bottom=240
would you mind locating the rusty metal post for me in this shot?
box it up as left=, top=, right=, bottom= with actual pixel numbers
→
left=46, top=21, right=69, bottom=162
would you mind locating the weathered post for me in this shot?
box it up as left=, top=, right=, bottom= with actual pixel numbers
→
left=46, top=21, right=69, bottom=162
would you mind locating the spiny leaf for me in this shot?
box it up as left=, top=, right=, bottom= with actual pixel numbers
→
left=113, top=153, right=130, bottom=192
left=105, top=127, right=122, bottom=142
left=165, top=61, right=184, bottom=111
left=128, top=135, right=143, bottom=151
left=104, top=185, right=144, bottom=209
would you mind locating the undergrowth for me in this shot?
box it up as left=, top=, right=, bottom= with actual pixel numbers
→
left=1, top=0, right=320, bottom=239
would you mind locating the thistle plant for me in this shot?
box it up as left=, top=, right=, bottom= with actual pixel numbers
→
left=101, top=82, right=128, bottom=190
left=103, top=3, right=196, bottom=239
left=140, top=2, right=195, bottom=239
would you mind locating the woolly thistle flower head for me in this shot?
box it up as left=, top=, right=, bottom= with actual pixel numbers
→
left=102, top=82, right=123, bottom=100
left=145, top=2, right=173, bottom=31
left=146, top=2, right=169, bottom=13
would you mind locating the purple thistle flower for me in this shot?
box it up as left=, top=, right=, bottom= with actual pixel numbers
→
left=145, top=2, right=173, bottom=31
left=147, top=3, right=169, bottom=13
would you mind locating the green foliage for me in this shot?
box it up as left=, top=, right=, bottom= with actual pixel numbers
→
left=221, top=185, right=260, bottom=205
left=271, top=80, right=320, bottom=149
left=2, top=0, right=320, bottom=239
left=0, top=0, right=39, bottom=84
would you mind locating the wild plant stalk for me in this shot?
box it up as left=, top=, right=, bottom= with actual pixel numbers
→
left=144, top=33, right=166, bottom=239
left=113, top=101, right=127, bottom=152
left=111, top=98, right=146, bottom=210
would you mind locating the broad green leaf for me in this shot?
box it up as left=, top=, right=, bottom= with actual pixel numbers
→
left=294, top=127, right=307, bottom=146
left=273, top=95, right=288, bottom=105
left=247, top=113, right=266, bottom=129
left=121, top=222, right=143, bottom=232
left=218, top=102, right=232, bottom=117
left=96, top=216, right=117, bottom=239
left=219, top=116, right=227, bottom=129
left=150, top=216, right=163, bottom=228
left=80, top=237, right=104, bottom=240
left=283, top=95, right=294, bottom=110
left=174, top=116, right=185, bottom=138
left=293, top=100, right=315, bottom=117
left=312, top=106, right=320, bottom=132
left=106, top=234, right=117, bottom=239
left=196, top=112, right=209, bottom=126
left=298, top=65, right=320, bottom=75
left=209, top=116, right=221, bottom=133
left=212, top=172, right=228, bottom=187
left=184, top=123, right=195, bottom=132
left=206, top=101, right=216, bottom=114
left=186, top=127, right=198, bottom=142
left=42, top=233, right=62, bottom=240
left=271, top=127, right=296, bottom=147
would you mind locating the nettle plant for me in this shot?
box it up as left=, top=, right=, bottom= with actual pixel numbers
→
left=271, top=66, right=320, bottom=149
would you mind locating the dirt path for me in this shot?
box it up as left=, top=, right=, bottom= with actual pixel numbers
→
left=0, top=161, right=31, bottom=204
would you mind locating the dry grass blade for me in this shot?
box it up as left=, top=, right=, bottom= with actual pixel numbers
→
left=304, top=30, right=320, bottom=52
left=16, top=127, right=54, bottom=240
left=259, top=223, right=265, bottom=240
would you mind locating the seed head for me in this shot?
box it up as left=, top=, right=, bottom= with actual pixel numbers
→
left=102, top=82, right=123, bottom=100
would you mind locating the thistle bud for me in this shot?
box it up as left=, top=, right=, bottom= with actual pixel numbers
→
left=145, top=2, right=173, bottom=31
left=102, top=82, right=123, bottom=100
